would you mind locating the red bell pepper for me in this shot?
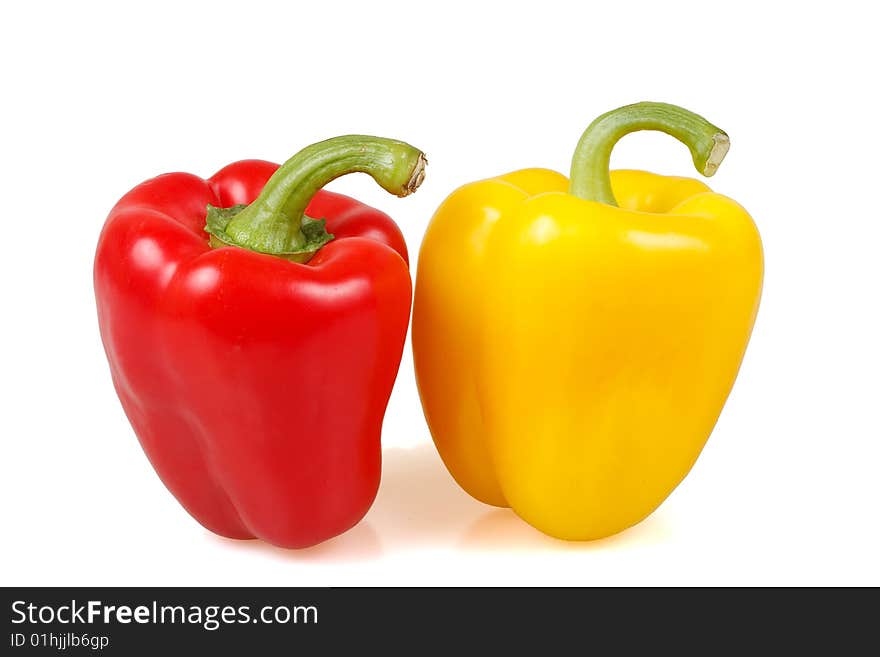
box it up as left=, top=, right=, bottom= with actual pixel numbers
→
left=94, top=136, right=426, bottom=548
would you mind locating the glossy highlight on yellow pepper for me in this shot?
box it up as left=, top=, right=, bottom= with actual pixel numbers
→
left=413, top=102, right=763, bottom=540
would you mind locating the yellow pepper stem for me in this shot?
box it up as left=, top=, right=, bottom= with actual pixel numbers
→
left=569, top=102, right=730, bottom=206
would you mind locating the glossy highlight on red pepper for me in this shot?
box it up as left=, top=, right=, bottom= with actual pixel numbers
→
left=94, top=136, right=425, bottom=548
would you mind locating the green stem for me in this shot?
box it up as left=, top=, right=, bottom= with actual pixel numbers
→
left=205, top=135, right=426, bottom=262
left=569, top=102, right=729, bottom=206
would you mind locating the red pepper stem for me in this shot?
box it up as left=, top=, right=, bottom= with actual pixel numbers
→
left=205, top=136, right=426, bottom=263
left=568, top=102, right=729, bottom=206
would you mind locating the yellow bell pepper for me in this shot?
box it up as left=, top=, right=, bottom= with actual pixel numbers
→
left=412, top=102, right=763, bottom=540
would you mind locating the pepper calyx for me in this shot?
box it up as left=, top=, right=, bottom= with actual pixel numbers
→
left=205, top=204, right=333, bottom=264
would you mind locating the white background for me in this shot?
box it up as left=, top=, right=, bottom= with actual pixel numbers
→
left=2, top=1, right=877, bottom=586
